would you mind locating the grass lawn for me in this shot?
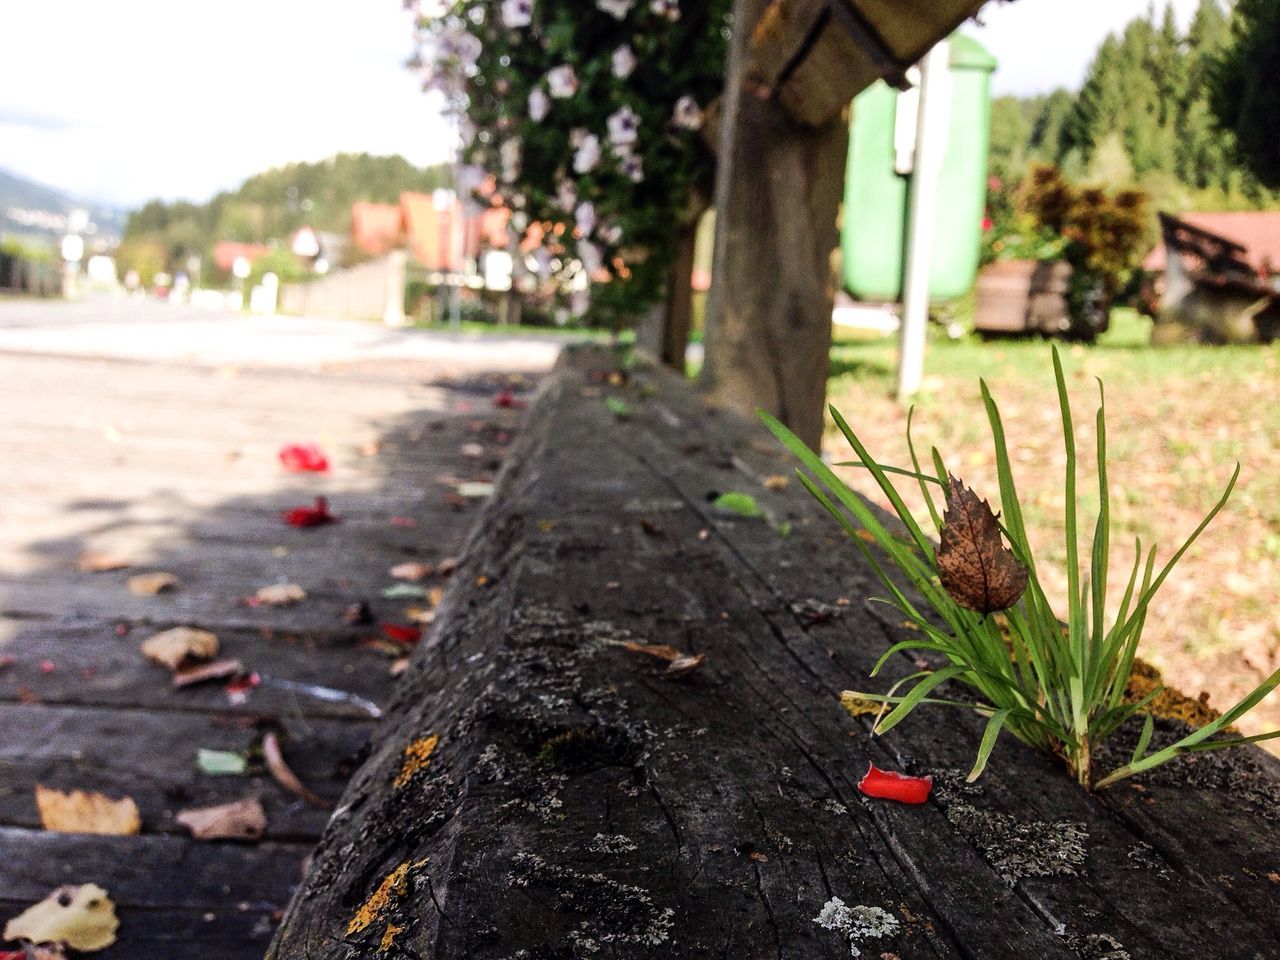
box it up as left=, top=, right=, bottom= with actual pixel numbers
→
left=825, top=310, right=1280, bottom=741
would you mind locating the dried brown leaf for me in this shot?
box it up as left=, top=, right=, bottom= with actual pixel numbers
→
left=762, top=474, right=790, bottom=491
left=172, top=658, right=244, bottom=689
left=619, top=641, right=684, bottom=662
left=34, top=786, right=140, bottom=836
left=262, top=732, right=326, bottom=807
left=175, top=797, right=267, bottom=841
left=936, top=475, right=1028, bottom=614
left=254, top=583, right=306, bottom=606
left=663, top=654, right=706, bottom=678
left=140, top=627, right=219, bottom=670
left=2, top=884, right=119, bottom=951
left=127, top=571, right=179, bottom=595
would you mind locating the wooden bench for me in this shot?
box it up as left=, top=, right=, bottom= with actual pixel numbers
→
left=269, top=346, right=1280, bottom=959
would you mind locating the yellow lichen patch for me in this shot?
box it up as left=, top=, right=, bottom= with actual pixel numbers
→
left=840, top=691, right=883, bottom=719
left=393, top=734, right=440, bottom=788
left=1124, top=657, right=1230, bottom=730
left=380, top=921, right=404, bottom=951
left=346, top=860, right=427, bottom=936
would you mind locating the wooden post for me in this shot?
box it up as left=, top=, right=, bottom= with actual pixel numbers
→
left=700, top=0, right=848, bottom=451
left=660, top=221, right=699, bottom=372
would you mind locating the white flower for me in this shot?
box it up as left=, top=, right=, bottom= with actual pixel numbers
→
left=606, top=106, right=640, bottom=146
left=596, top=0, right=634, bottom=19
left=546, top=65, right=578, bottom=98
left=555, top=179, right=578, bottom=211
left=528, top=88, right=551, bottom=121
left=611, top=45, right=637, bottom=79
left=579, top=240, right=604, bottom=276
left=569, top=127, right=590, bottom=148
left=619, top=153, right=644, bottom=183
left=650, top=0, right=679, bottom=21
left=598, top=222, right=623, bottom=245
left=501, top=0, right=532, bottom=27
left=573, top=135, right=601, bottom=174
left=575, top=201, right=597, bottom=236
left=500, top=139, right=522, bottom=183
left=672, top=95, right=704, bottom=130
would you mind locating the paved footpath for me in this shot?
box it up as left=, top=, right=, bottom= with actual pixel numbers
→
left=0, top=298, right=557, bottom=958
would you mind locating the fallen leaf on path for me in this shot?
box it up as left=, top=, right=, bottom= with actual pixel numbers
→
left=176, top=797, right=267, bottom=841
left=278, top=443, right=329, bottom=473
left=140, top=627, right=219, bottom=670
left=34, top=785, right=140, bottom=836
left=404, top=606, right=438, bottom=626
left=762, top=474, right=790, bottom=492
left=857, top=763, right=933, bottom=805
left=3, top=884, right=119, bottom=951
left=390, top=657, right=411, bottom=677
left=461, top=442, right=484, bottom=458
left=255, top=583, right=307, bottom=606
left=282, top=496, right=337, bottom=528
left=937, top=475, right=1028, bottom=614
left=437, top=557, right=459, bottom=577
left=712, top=491, right=765, bottom=518
left=605, top=396, right=632, bottom=419
left=224, top=672, right=260, bottom=704
left=493, top=389, right=526, bottom=409
left=127, top=571, right=179, bottom=595
left=381, top=623, right=422, bottom=646
left=262, top=732, right=326, bottom=807
left=390, top=562, right=433, bottom=581
left=457, top=481, right=495, bottom=499
left=197, top=748, right=248, bottom=776
left=172, top=658, right=244, bottom=689
left=381, top=583, right=428, bottom=600
left=75, top=551, right=130, bottom=573
left=389, top=515, right=418, bottom=528
left=839, top=691, right=884, bottom=719
left=615, top=641, right=706, bottom=678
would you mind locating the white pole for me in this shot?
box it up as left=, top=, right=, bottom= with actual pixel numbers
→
left=897, top=40, right=951, bottom=402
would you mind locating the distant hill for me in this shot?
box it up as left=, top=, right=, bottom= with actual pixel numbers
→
left=0, top=167, right=126, bottom=245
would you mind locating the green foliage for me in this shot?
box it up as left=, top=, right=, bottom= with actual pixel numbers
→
left=764, top=348, right=1280, bottom=789
left=122, top=153, right=450, bottom=282
left=1210, top=0, right=1280, bottom=189
left=992, top=1, right=1279, bottom=211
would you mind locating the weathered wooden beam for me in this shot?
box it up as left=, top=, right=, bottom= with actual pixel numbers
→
left=269, top=347, right=1280, bottom=959
left=749, top=0, right=990, bottom=126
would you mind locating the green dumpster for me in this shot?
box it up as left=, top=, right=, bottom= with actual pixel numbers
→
left=841, top=34, right=997, bottom=303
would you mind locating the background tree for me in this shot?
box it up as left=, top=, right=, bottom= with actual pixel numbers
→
left=1211, top=0, right=1280, bottom=189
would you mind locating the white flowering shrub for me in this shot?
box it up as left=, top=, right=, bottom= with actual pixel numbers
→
left=408, top=0, right=730, bottom=319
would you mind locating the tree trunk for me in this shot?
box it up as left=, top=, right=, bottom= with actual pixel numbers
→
left=700, top=0, right=848, bottom=451
left=658, top=220, right=699, bottom=372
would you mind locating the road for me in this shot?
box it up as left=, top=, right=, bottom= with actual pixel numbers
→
left=0, top=294, right=564, bottom=372
left=0, top=296, right=556, bottom=959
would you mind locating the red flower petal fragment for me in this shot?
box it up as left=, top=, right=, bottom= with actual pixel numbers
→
left=381, top=623, right=422, bottom=646
left=857, top=763, right=933, bottom=804
left=493, top=389, right=526, bottom=409
left=278, top=443, right=330, bottom=473
left=282, top=496, right=337, bottom=528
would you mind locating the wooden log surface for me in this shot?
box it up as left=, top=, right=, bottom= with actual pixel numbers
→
left=270, top=347, right=1280, bottom=959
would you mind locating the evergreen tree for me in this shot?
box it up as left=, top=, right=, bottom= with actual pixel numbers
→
left=1211, top=0, right=1280, bottom=189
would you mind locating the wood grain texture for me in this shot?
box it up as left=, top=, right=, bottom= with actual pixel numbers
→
left=269, top=348, right=1280, bottom=959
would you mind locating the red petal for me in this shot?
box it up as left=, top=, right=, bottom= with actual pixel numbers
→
left=493, top=389, right=526, bottom=409
left=278, top=443, right=330, bottom=473
left=282, top=496, right=337, bottom=527
left=857, top=762, right=933, bottom=804
left=381, top=623, right=422, bottom=646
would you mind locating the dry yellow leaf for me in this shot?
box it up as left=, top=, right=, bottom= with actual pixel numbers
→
left=255, top=583, right=306, bottom=606
left=126, top=571, right=179, bottom=595
left=840, top=690, right=884, bottom=719
left=34, top=786, right=140, bottom=836
left=389, top=562, right=433, bottom=582
left=140, top=627, right=219, bottom=670
left=3, top=883, right=119, bottom=951
left=763, top=474, right=790, bottom=491
left=176, top=797, right=267, bottom=841
left=75, top=551, right=130, bottom=573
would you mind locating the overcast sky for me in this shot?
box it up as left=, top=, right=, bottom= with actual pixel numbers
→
left=0, top=0, right=1212, bottom=209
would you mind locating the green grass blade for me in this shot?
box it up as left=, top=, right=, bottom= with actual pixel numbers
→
left=874, top=665, right=969, bottom=734
left=968, top=707, right=1014, bottom=781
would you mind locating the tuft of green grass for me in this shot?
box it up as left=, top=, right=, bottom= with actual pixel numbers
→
left=765, top=345, right=1280, bottom=790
